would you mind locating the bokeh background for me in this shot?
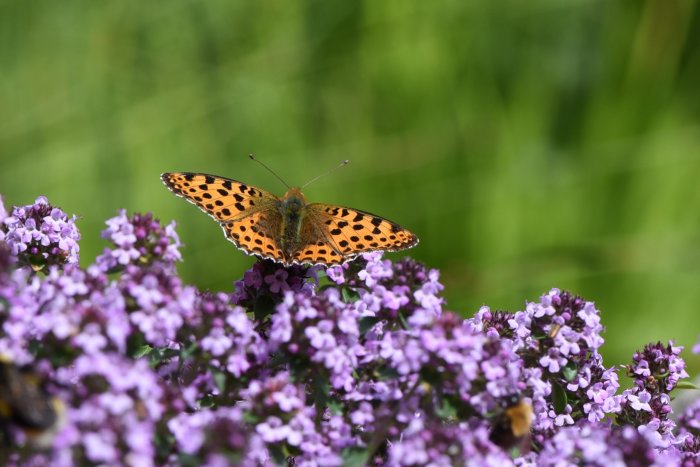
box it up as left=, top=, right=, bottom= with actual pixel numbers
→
left=1, top=1, right=699, bottom=373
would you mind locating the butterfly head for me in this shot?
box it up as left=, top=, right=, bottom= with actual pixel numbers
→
left=281, top=187, right=307, bottom=216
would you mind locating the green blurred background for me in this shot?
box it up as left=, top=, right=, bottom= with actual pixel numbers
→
left=1, top=1, right=699, bottom=372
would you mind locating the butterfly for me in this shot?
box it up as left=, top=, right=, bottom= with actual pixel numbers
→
left=160, top=170, right=418, bottom=266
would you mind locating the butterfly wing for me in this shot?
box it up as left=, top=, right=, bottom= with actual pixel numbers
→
left=161, top=172, right=278, bottom=222
left=221, top=210, right=286, bottom=263
left=292, top=204, right=419, bottom=265
left=161, top=172, right=286, bottom=262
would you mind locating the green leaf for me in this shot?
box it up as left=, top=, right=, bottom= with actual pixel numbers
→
left=328, top=399, right=344, bottom=415
left=377, top=366, right=400, bottom=380
left=420, top=367, right=442, bottom=385
left=133, top=345, right=153, bottom=359
left=254, top=294, right=276, bottom=321
left=341, top=287, right=360, bottom=303
left=313, top=375, right=331, bottom=408
left=675, top=381, right=700, bottom=390
left=552, top=382, right=568, bottom=414
left=176, top=453, right=200, bottom=467
left=243, top=411, right=260, bottom=424
left=268, top=444, right=288, bottom=465
left=28, top=255, right=46, bottom=272
left=149, top=347, right=179, bottom=365
left=213, top=371, right=227, bottom=392
left=398, top=311, right=409, bottom=329
left=436, top=397, right=457, bottom=420
left=197, top=394, right=215, bottom=409
left=562, top=364, right=578, bottom=383
left=317, top=283, right=336, bottom=293
left=359, top=316, right=381, bottom=334
left=180, top=342, right=198, bottom=359
left=342, top=448, right=369, bottom=467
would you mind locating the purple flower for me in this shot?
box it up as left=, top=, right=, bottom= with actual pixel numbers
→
left=368, top=311, right=525, bottom=432
left=583, top=367, right=621, bottom=422
left=232, top=260, right=318, bottom=310
left=168, top=407, right=250, bottom=456
left=531, top=423, right=675, bottom=466
left=0, top=241, right=14, bottom=280
left=51, top=353, right=163, bottom=465
left=200, top=327, right=233, bottom=357
left=240, top=372, right=345, bottom=464
left=269, top=288, right=361, bottom=391
left=0, top=196, right=80, bottom=269
left=96, top=211, right=181, bottom=272
left=628, top=341, right=689, bottom=392
left=120, top=264, right=195, bottom=347
left=326, top=262, right=347, bottom=284
left=264, top=268, right=290, bottom=294
left=629, top=390, right=653, bottom=412
left=339, top=253, right=444, bottom=329
left=357, top=252, right=393, bottom=287
left=387, top=419, right=513, bottom=466
left=3, top=191, right=697, bottom=465
left=616, top=341, right=689, bottom=446
left=159, top=291, right=267, bottom=409
left=0, top=195, right=7, bottom=224
left=677, top=397, right=700, bottom=435
left=479, top=289, right=619, bottom=437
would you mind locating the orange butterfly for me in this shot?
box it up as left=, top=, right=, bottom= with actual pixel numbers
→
left=161, top=163, right=418, bottom=266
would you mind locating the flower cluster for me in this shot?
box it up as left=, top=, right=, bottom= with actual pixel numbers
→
left=96, top=210, right=181, bottom=272
left=616, top=341, right=689, bottom=447
left=473, top=289, right=623, bottom=447
left=232, top=260, right=318, bottom=321
left=269, top=289, right=361, bottom=392
left=0, top=195, right=80, bottom=270
left=0, top=194, right=699, bottom=466
left=388, top=419, right=512, bottom=466
left=327, top=252, right=444, bottom=325
left=521, top=423, right=675, bottom=466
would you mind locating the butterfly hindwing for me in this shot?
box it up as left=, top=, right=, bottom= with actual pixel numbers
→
left=161, top=172, right=277, bottom=222
left=290, top=220, right=346, bottom=265
left=222, top=210, right=286, bottom=263
left=306, top=204, right=419, bottom=258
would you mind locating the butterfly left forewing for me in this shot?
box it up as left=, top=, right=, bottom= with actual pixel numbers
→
left=161, top=172, right=278, bottom=222
left=305, top=204, right=418, bottom=260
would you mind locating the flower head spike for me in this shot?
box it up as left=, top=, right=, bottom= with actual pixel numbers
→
left=96, top=211, right=181, bottom=272
left=0, top=196, right=80, bottom=270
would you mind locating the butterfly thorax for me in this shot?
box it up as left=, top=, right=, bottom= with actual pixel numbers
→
left=278, top=187, right=308, bottom=259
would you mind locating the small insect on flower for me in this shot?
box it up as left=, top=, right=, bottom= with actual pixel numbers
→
left=0, top=357, right=65, bottom=449
left=161, top=156, right=418, bottom=266
left=489, top=394, right=533, bottom=452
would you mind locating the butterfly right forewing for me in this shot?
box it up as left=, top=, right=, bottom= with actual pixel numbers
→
left=161, top=172, right=278, bottom=222
left=162, top=172, right=290, bottom=262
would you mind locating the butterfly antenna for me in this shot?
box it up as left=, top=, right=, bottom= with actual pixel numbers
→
left=301, top=159, right=350, bottom=189
left=249, top=154, right=290, bottom=189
